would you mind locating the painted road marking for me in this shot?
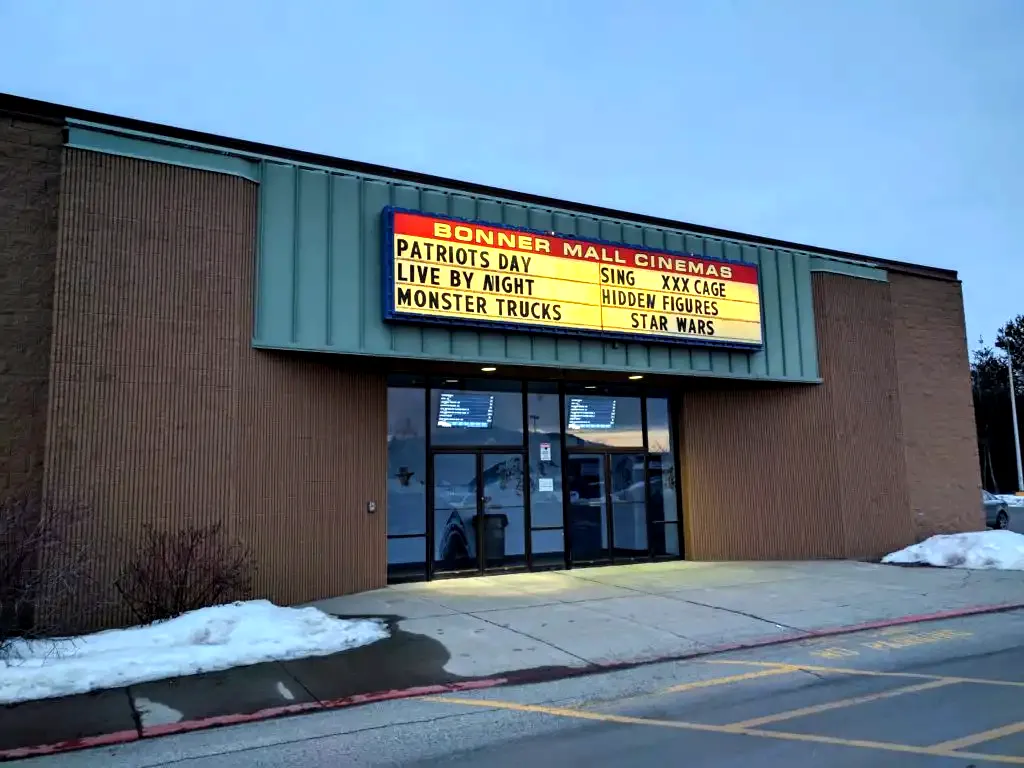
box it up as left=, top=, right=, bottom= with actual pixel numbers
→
left=809, top=628, right=974, bottom=659
left=706, top=659, right=1024, bottom=689
left=932, top=720, right=1024, bottom=751
left=662, top=667, right=798, bottom=693
left=425, top=696, right=1024, bottom=765
left=726, top=679, right=956, bottom=728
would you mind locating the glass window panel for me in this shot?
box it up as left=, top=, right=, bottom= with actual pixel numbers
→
left=387, top=537, right=426, bottom=575
left=528, top=391, right=563, bottom=528
left=387, top=387, right=427, bottom=536
left=645, top=397, right=672, bottom=454
left=652, top=522, right=680, bottom=557
left=647, top=454, right=678, bottom=523
left=610, top=453, right=647, bottom=556
left=433, top=453, right=478, bottom=572
left=567, top=454, right=609, bottom=562
left=531, top=529, right=565, bottom=567
left=481, top=452, right=527, bottom=568
left=645, top=397, right=678, bottom=523
left=564, top=395, right=643, bottom=449
left=431, top=388, right=524, bottom=447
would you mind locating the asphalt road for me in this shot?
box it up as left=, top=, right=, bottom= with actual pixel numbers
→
left=15, top=609, right=1024, bottom=767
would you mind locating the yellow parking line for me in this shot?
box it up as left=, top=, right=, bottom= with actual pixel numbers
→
left=706, top=659, right=1024, bottom=689
left=425, top=696, right=1024, bottom=765
left=727, top=679, right=956, bottom=728
left=663, top=667, right=799, bottom=694
left=932, top=720, right=1024, bottom=751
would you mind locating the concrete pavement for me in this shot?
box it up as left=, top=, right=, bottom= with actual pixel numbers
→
left=310, top=559, right=1024, bottom=675
left=3, top=560, right=1023, bottom=759
left=14, top=608, right=1024, bottom=767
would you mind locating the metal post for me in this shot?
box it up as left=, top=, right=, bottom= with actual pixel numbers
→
left=1008, top=356, right=1024, bottom=493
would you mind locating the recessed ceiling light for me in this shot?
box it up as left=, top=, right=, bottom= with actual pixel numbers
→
left=584, top=386, right=597, bottom=390
left=628, top=375, right=643, bottom=380
left=481, top=366, right=497, bottom=372
left=445, top=379, right=459, bottom=384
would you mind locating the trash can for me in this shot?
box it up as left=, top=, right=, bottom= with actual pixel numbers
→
left=475, top=513, right=509, bottom=563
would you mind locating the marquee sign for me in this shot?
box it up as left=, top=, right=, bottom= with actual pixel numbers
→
left=381, top=208, right=763, bottom=349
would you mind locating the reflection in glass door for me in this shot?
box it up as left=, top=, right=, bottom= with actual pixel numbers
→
left=433, top=454, right=478, bottom=574
left=479, top=453, right=526, bottom=570
left=610, top=453, right=648, bottom=558
left=567, top=455, right=609, bottom=563
left=567, top=452, right=651, bottom=564
left=433, top=452, right=527, bottom=575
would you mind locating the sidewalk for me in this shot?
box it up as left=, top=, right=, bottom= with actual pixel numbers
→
left=4, top=560, right=1024, bottom=759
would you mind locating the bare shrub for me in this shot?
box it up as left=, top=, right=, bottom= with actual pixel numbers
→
left=1, top=497, right=91, bottom=657
left=114, top=522, right=255, bottom=625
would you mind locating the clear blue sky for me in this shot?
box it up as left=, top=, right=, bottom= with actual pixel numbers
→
left=2, top=0, right=1020, bottom=350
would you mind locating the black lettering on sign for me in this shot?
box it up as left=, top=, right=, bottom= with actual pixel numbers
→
left=396, top=287, right=487, bottom=315
left=660, top=296, right=720, bottom=316
left=497, top=253, right=533, bottom=273
left=448, top=269, right=476, bottom=290
left=494, top=298, right=561, bottom=321
left=629, top=312, right=669, bottom=331
left=600, top=267, right=636, bottom=286
left=693, top=279, right=727, bottom=298
left=602, top=289, right=655, bottom=309
left=395, top=262, right=441, bottom=286
left=675, top=317, right=715, bottom=336
left=482, top=274, right=536, bottom=295
left=660, top=275, right=692, bottom=293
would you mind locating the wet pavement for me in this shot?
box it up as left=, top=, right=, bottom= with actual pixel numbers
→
left=13, top=609, right=1024, bottom=767
left=2, top=560, right=1023, bottom=758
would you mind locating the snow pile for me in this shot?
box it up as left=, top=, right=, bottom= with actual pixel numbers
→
left=882, top=530, right=1024, bottom=571
left=996, top=494, right=1024, bottom=507
left=0, top=600, right=388, bottom=705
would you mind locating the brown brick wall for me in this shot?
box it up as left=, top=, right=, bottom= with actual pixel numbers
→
left=682, top=273, right=914, bottom=561
left=47, top=150, right=387, bottom=628
left=0, top=117, right=62, bottom=505
left=890, top=273, right=981, bottom=537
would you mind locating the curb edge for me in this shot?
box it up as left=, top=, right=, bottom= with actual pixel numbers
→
left=4, top=600, right=1023, bottom=761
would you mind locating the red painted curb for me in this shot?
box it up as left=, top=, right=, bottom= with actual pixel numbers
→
left=142, top=702, right=324, bottom=738
left=5, top=600, right=1024, bottom=761
left=0, top=729, right=139, bottom=760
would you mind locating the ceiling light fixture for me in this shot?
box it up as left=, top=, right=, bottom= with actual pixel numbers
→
left=481, top=366, right=497, bottom=372
left=628, top=375, right=643, bottom=380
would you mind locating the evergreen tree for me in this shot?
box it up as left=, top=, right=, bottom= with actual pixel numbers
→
left=973, top=314, right=1024, bottom=492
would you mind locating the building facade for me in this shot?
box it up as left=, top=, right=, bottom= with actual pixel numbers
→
left=0, top=94, right=982, bottom=627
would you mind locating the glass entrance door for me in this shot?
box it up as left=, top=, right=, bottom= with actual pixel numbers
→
left=566, top=455, right=608, bottom=563
left=432, top=451, right=527, bottom=575
left=432, top=453, right=478, bottom=574
left=609, top=453, right=648, bottom=559
left=567, top=452, right=649, bottom=564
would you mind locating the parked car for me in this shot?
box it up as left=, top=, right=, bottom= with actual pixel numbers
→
left=982, top=490, right=1010, bottom=530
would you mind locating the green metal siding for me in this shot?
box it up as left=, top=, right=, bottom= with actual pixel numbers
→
left=61, top=123, right=901, bottom=384
left=253, top=161, right=822, bottom=382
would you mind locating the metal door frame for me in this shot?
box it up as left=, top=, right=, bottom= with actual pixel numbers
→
left=565, top=450, right=652, bottom=567
left=386, top=375, right=683, bottom=584
left=428, top=448, right=529, bottom=579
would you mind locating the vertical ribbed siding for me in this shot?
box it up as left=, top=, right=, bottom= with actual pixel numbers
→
left=0, top=118, right=61, bottom=506
left=46, top=150, right=386, bottom=629
left=681, top=273, right=914, bottom=561
left=890, top=273, right=982, bottom=537
left=235, top=353, right=387, bottom=603
left=814, top=274, right=914, bottom=557
left=681, top=385, right=845, bottom=561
